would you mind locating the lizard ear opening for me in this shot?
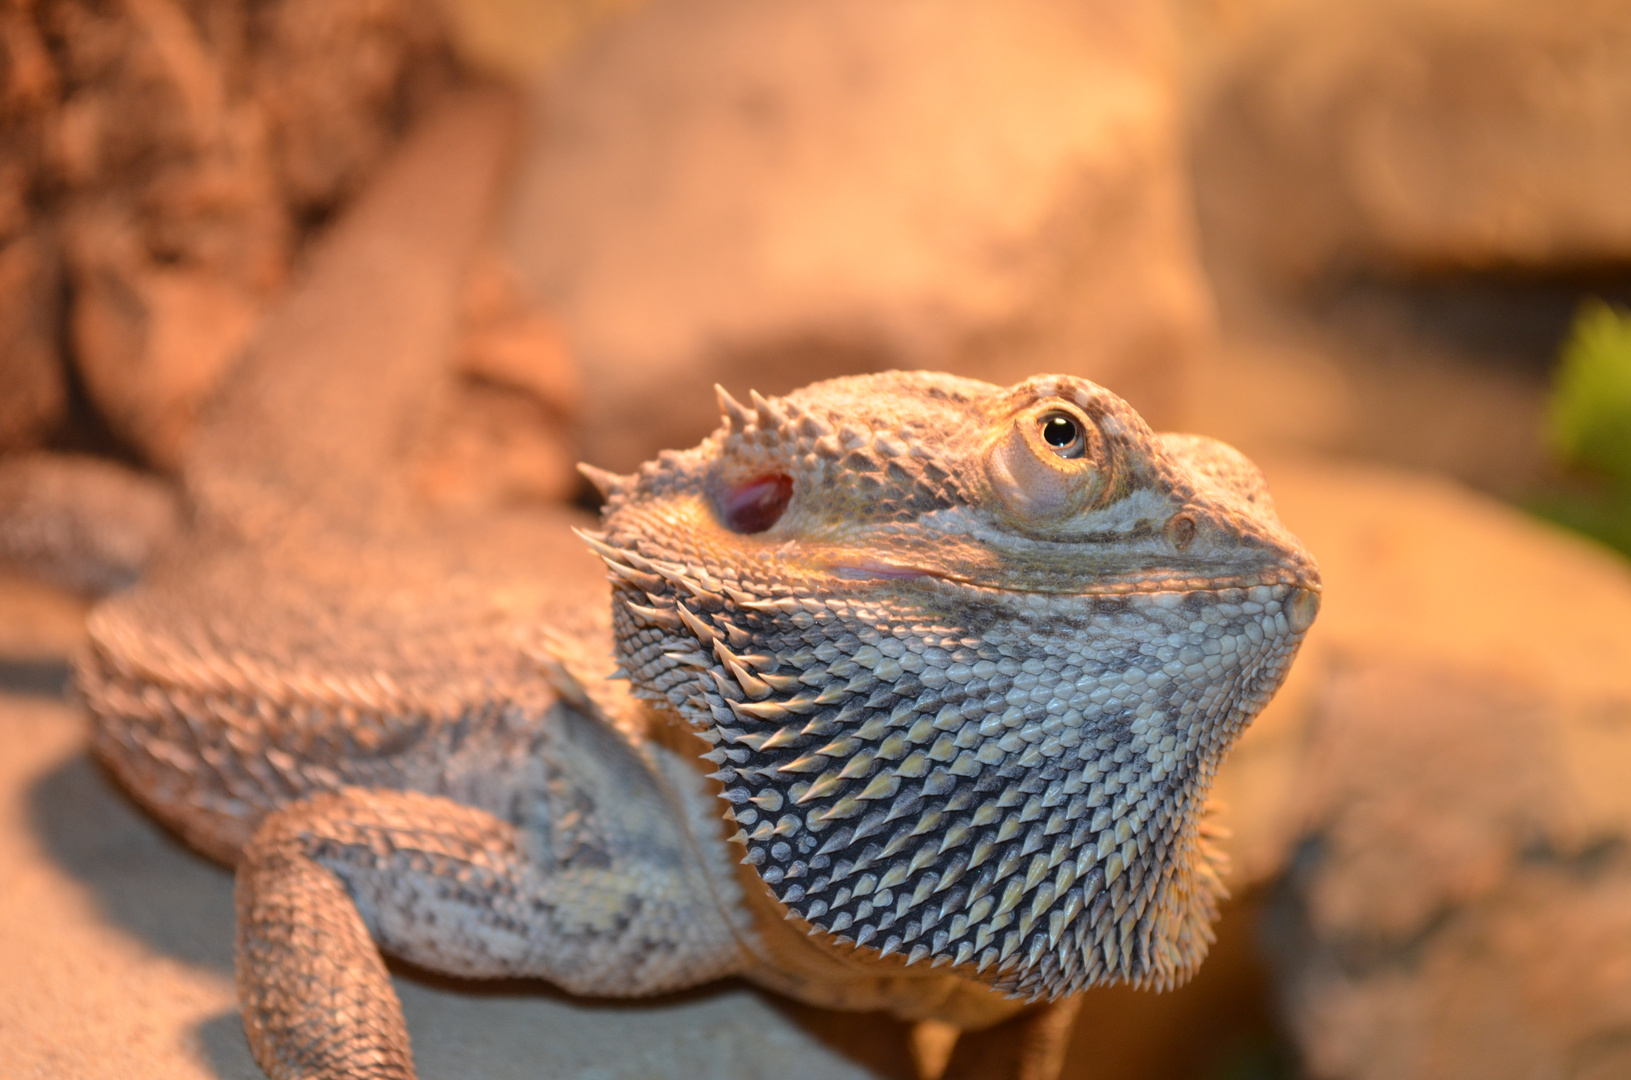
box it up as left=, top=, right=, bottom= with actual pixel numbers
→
left=723, top=473, right=793, bottom=533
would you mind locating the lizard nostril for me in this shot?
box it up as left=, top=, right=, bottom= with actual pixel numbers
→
left=1165, top=513, right=1197, bottom=552
left=723, top=474, right=794, bottom=533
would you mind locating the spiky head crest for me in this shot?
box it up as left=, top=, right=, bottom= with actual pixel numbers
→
left=584, top=372, right=1319, bottom=997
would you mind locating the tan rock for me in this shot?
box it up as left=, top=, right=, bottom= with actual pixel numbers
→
left=69, top=227, right=261, bottom=469
left=509, top=0, right=1211, bottom=472
left=0, top=233, right=66, bottom=452
left=28, top=0, right=457, bottom=467
left=1211, top=460, right=1631, bottom=1079
left=1190, top=0, right=1631, bottom=279
left=252, top=0, right=456, bottom=213
left=458, top=250, right=581, bottom=416
left=412, top=251, right=581, bottom=508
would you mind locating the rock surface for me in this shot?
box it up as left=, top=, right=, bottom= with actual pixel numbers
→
left=0, top=232, right=65, bottom=452
left=4, top=0, right=456, bottom=468
left=1213, top=460, right=1631, bottom=1080
left=412, top=250, right=583, bottom=509
left=1190, top=0, right=1631, bottom=280
left=508, top=0, right=1209, bottom=472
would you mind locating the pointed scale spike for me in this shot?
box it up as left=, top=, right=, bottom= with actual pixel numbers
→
left=1027, top=882, right=1057, bottom=926
left=731, top=699, right=791, bottom=722
left=907, top=844, right=938, bottom=876
left=849, top=810, right=888, bottom=842
left=816, top=828, right=855, bottom=857
left=716, top=384, right=754, bottom=430
left=665, top=567, right=720, bottom=603
left=1047, top=909, right=1069, bottom=950
left=750, top=388, right=785, bottom=428
left=757, top=725, right=801, bottom=751
left=572, top=528, right=649, bottom=570
left=989, top=874, right=1029, bottom=922
left=797, top=771, right=845, bottom=804
left=674, top=602, right=717, bottom=646
left=721, top=583, right=758, bottom=607
left=716, top=649, right=771, bottom=699
left=576, top=462, right=628, bottom=499
left=934, top=854, right=970, bottom=895
left=622, top=598, right=680, bottom=628
left=880, top=829, right=913, bottom=860
left=816, top=795, right=863, bottom=822
left=855, top=773, right=900, bottom=802
left=716, top=617, right=751, bottom=648
left=837, top=750, right=877, bottom=780
left=758, top=670, right=804, bottom=693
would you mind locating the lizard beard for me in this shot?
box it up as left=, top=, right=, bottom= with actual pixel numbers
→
left=600, top=545, right=1307, bottom=998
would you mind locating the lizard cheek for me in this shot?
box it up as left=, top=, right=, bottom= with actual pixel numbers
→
left=723, top=473, right=794, bottom=534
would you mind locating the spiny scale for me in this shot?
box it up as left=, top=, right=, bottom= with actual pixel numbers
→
left=600, top=539, right=1301, bottom=996
left=593, top=371, right=1317, bottom=1000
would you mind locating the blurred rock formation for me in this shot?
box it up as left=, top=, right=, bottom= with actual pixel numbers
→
left=0, top=232, right=65, bottom=452
left=0, top=0, right=456, bottom=467
left=507, top=0, right=1211, bottom=471
left=1213, top=462, right=1631, bottom=1080
left=412, top=249, right=582, bottom=508
left=1189, top=0, right=1631, bottom=285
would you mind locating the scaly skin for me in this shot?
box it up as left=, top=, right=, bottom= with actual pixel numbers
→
left=591, top=372, right=1319, bottom=1006
left=74, top=88, right=1320, bottom=1080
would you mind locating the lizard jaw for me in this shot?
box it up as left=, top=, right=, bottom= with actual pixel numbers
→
left=595, top=536, right=1314, bottom=998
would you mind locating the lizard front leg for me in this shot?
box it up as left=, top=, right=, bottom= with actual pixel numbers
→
left=235, top=788, right=742, bottom=1080
left=937, top=997, right=1083, bottom=1080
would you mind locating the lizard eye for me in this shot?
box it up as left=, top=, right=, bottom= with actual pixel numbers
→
left=723, top=473, right=793, bottom=533
left=985, top=400, right=1109, bottom=521
left=1038, top=411, right=1085, bottom=458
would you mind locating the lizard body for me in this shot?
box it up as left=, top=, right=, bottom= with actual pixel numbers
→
left=75, top=89, right=1319, bottom=1080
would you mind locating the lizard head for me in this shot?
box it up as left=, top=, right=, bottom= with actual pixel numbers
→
left=584, top=371, right=1319, bottom=998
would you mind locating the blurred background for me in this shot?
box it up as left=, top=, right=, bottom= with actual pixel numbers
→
left=2, top=1, right=1631, bottom=1078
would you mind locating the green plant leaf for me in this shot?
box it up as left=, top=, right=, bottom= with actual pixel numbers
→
left=1549, top=300, right=1631, bottom=490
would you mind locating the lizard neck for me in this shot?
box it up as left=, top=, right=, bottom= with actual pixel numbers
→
left=646, top=704, right=1029, bottom=1027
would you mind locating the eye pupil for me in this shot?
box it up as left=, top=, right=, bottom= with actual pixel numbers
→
left=1040, top=414, right=1080, bottom=448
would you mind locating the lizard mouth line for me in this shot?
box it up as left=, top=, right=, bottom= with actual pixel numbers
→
left=821, top=558, right=1321, bottom=598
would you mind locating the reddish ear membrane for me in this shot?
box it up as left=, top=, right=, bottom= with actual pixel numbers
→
left=723, top=473, right=794, bottom=533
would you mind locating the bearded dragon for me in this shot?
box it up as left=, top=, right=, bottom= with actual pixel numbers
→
left=74, top=88, right=1320, bottom=1080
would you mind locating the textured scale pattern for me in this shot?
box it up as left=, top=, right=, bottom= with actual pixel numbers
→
left=591, top=372, right=1319, bottom=998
